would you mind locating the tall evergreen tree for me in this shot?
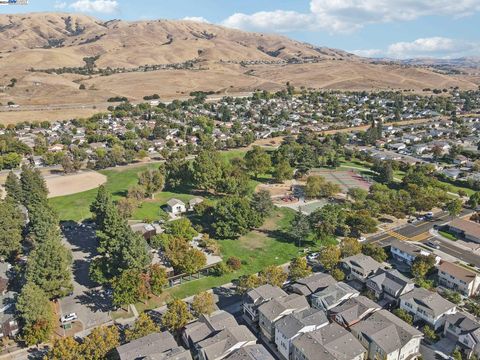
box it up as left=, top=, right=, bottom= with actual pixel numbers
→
left=4, top=171, right=22, bottom=203
left=26, top=237, right=73, bottom=298
left=0, top=198, right=24, bottom=260
left=90, top=185, right=112, bottom=229
left=19, top=165, right=48, bottom=209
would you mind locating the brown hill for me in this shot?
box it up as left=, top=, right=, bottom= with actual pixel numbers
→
left=0, top=13, right=478, bottom=123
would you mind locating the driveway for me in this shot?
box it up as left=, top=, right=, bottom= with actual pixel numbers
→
left=59, top=222, right=112, bottom=334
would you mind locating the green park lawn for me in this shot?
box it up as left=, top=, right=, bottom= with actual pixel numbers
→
left=132, top=207, right=302, bottom=312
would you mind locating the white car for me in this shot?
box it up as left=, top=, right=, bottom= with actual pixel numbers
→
left=61, top=313, right=78, bottom=323
left=306, top=253, right=319, bottom=263
left=358, top=236, right=367, bottom=242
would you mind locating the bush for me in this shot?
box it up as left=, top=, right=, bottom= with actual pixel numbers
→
left=212, top=262, right=231, bottom=276
left=226, top=257, right=242, bottom=271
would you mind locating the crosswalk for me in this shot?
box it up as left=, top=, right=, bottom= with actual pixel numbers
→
left=410, top=231, right=432, bottom=242
left=386, top=230, right=410, bottom=242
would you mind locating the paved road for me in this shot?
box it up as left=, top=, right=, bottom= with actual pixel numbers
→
left=368, top=209, right=480, bottom=266
left=59, top=222, right=112, bottom=334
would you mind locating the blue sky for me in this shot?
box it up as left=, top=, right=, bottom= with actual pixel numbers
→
left=1, top=0, right=480, bottom=59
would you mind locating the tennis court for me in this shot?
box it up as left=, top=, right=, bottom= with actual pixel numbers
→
left=308, top=169, right=373, bottom=192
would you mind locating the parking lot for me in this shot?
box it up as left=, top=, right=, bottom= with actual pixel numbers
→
left=59, top=222, right=112, bottom=334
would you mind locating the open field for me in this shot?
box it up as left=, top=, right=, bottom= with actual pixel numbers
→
left=47, top=171, right=107, bottom=198
left=309, top=168, right=373, bottom=191
left=0, top=106, right=108, bottom=124
left=131, top=207, right=300, bottom=312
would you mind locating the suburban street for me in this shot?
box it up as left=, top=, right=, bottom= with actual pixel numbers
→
left=368, top=209, right=480, bottom=266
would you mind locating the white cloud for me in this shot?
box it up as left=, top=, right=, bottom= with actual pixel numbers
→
left=54, top=1, right=67, bottom=9
left=69, top=0, right=119, bottom=14
left=222, top=0, right=480, bottom=33
left=387, top=37, right=479, bottom=58
left=351, top=37, right=480, bottom=59
left=182, top=16, right=210, bottom=23
left=350, top=49, right=383, bottom=57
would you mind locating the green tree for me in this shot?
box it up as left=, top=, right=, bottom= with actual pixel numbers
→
left=212, top=196, right=259, bottom=238
left=192, top=150, right=223, bottom=192
left=452, top=348, right=462, bottom=360
left=44, top=337, right=82, bottom=360
left=244, top=146, right=271, bottom=178
left=442, top=290, right=462, bottom=304
left=444, top=199, right=463, bottom=217
left=309, top=204, right=346, bottom=240
left=191, top=291, right=216, bottom=316
left=148, top=264, right=168, bottom=296
left=289, top=257, right=312, bottom=281
left=305, top=176, right=341, bottom=199
left=138, top=168, right=165, bottom=198
left=125, top=313, right=160, bottom=342
left=259, top=265, right=288, bottom=287
left=273, top=160, right=294, bottom=182
left=422, top=325, right=438, bottom=343
left=111, top=269, right=145, bottom=308
left=236, top=274, right=263, bottom=294
left=411, top=254, right=436, bottom=279
left=251, top=190, right=274, bottom=218
left=0, top=198, right=24, bottom=259
left=468, top=192, right=480, bottom=209
left=331, top=267, right=345, bottom=281
left=162, top=299, right=193, bottom=334
left=346, top=210, right=378, bottom=236
left=4, top=171, right=22, bottom=203
left=16, top=282, right=55, bottom=345
left=81, top=326, right=120, bottom=360
left=289, top=210, right=311, bottom=247
left=90, top=185, right=112, bottom=229
left=362, top=243, right=388, bottom=263
left=378, top=161, right=394, bottom=184
left=177, top=248, right=207, bottom=275
left=340, top=237, right=362, bottom=258
left=26, top=237, right=73, bottom=299
left=166, top=218, right=198, bottom=241
left=393, top=308, right=413, bottom=325
left=319, top=245, right=341, bottom=272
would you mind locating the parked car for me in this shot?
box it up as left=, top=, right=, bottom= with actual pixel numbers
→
left=60, top=313, right=78, bottom=323
left=358, top=236, right=367, bottom=242
left=426, top=240, right=440, bottom=249
left=306, top=253, right=319, bottom=263
left=425, top=212, right=434, bottom=220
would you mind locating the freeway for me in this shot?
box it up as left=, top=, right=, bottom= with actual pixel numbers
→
left=367, top=209, right=480, bottom=266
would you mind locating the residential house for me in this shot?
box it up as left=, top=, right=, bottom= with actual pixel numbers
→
left=224, top=345, right=274, bottom=360
left=311, top=282, right=360, bottom=311
left=390, top=239, right=441, bottom=267
left=115, top=332, right=190, bottom=360
left=329, top=296, right=381, bottom=328
left=366, top=268, right=415, bottom=303
left=437, top=261, right=480, bottom=297
left=444, top=312, right=480, bottom=359
left=291, top=323, right=367, bottom=360
left=258, top=294, right=309, bottom=341
left=400, top=288, right=457, bottom=330
left=350, top=309, right=423, bottom=360
left=189, top=198, right=204, bottom=211
left=183, top=310, right=238, bottom=349
left=243, top=285, right=287, bottom=324
left=448, top=219, right=480, bottom=243
left=196, top=326, right=257, bottom=360
left=288, top=273, right=337, bottom=298
left=274, top=308, right=329, bottom=360
left=166, top=199, right=187, bottom=216
left=340, top=254, right=384, bottom=283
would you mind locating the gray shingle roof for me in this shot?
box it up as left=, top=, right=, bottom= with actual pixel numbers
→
left=368, top=269, right=413, bottom=295
left=445, top=312, right=480, bottom=334
left=350, top=310, right=423, bottom=354
left=330, top=296, right=381, bottom=326
left=341, top=254, right=383, bottom=275
left=312, top=282, right=359, bottom=308
left=116, top=332, right=178, bottom=360
left=197, top=325, right=256, bottom=360
left=292, top=323, right=366, bottom=360
left=289, top=273, right=337, bottom=296
left=225, top=345, right=274, bottom=360
left=258, top=294, right=309, bottom=322
left=275, top=308, right=328, bottom=339
left=400, top=288, right=456, bottom=317
left=246, top=285, right=287, bottom=305
left=184, top=310, right=238, bottom=345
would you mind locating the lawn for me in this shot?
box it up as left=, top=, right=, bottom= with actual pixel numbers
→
left=439, top=230, right=458, bottom=241
left=130, top=207, right=304, bottom=312
left=50, top=163, right=159, bottom=222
